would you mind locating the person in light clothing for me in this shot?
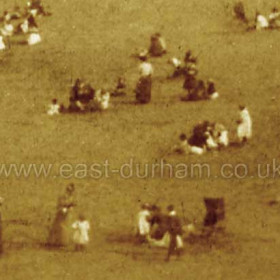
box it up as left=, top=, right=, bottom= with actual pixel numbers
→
left=0, top=36, right=5, bottom=51
left=72, top=214, right=90, bottom=251
left=138, top=56, right=153, bottom=77
left=47, top=99, right=60, bottom=116
left=92, top=89, right=110, bottom=111
left=137, top=203, right=151, bottom=243
left=27, top=27, right=41, bottom=45
left=237, top=105, right=252, bottom=142
left=255, top=12, right=269, bottom=30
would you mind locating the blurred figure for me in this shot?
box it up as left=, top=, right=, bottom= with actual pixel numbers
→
left=233, top=1, right=248, bottom=23
left=149, top=33, right=166, bottom=57
left=112, top=77, right=126, bottom=97
left=205, top=131, right=218, bottom=150
left=47, top=99, right=60, bottom=116
left=269, top=7, right=280, bottom=28
left=1, top=20, right=14, bottom=37
left=93, top=89, right=110, bottom=111
left=206, top=79, right=219, bottom=100
left=0, top=36, right=5, bottom=50
left=135, top=56, right=153, bottom=104
left=137, top=203, right=151, bottom=243
left=184, top=50, right=197, bottom=65
left=174, top=133, right=205, bottom=155
left=213, top=123, right=229, bottom=148
left=255, top=12, right=269, bottom=30
left=237, top=105, right=252, bottom=143
left=72, top=214, right=90, bottom=251
left=168, top=57, right=187, bottom=78
left=27, top=26, right=41, bottom=45
left=48, top=184, right=76, bottom=247
left=165, top=205, right=183, bottom=261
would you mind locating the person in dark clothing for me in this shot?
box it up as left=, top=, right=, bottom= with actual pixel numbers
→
left=165, top=205, right=183, bottom=262
left=188, top=121, right=213, bottom=147
left=112, top=77, right=126, bottom=97
left=149, top=205, right=168, bottom=240
left=184, top=50, right=197, bottom=65
left=233, top=2, right=248, bottom=23
left=182, top=72, right=197, bottom=97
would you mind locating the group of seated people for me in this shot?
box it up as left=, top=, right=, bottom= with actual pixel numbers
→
left=137, top=203, right=185, bottom=250
left=173, top=121, right=229, bottom=155
left=47, top=77, right=128, bottom=115
left=0, top=0, right=50, bottom=50
left=233, top=2, right=280, bottom=30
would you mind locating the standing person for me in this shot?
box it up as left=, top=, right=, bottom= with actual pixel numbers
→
left=72, top=214, right=90, bottom=251
left=136, top=203, right=151, bottom=243
left=135, top=56, right=153, bottom=104
left=48, top=184, right=76, bottom=248
left=0, top=197, right=3, bottom=254
left=165, top=205, right=183, bottom=261
left=237, top=105, right=252, bottom=143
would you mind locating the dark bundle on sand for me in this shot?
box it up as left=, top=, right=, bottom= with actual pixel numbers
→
left=135, top=76, right=152, bottom=104
left=233, top=2, right=248, bottom=23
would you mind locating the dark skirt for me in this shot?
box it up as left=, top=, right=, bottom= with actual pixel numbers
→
left=135, top=76, right=152, bottom=104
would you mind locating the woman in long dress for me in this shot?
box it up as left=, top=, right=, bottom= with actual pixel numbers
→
left=237, top=105, right=252, bottom=142
left=48, top=184, right=76, bottom=247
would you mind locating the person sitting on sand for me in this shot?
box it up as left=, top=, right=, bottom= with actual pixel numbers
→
left=206, top=79, right=219, bottom=100
left=27, top=25, right=41, bottom=45
left=47, top=99, right=60, bottom=116
left=111, top=77, right=126, bottom=97
left=168, top=57, right=187, bottom=78
left=1, top=20, right=14, bottom=37
left=27, top=0, right=50, bottom=16
left=92, top=89, right=110, bottom=111
left=149, top=33, right=167, bottom=57
left=205, top=131, right=218, bottom=150
left=174, top=133, right=205, bottom=155
left=269, top=7, right=280, bottom=29
left=255, top=12, right=269, bottom=30
left=182, top=67, right=197, bottom=98
left=188, top=121, right=214, bottom=148
left=184, top=50, right=197, bottom=69
left=213, top=123, right=229, bottom=148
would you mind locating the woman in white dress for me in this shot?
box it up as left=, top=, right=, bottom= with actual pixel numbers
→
left=137, top=204, right=151, bottom=242
left=72, top=214, right=90, bottom=251
left=237, top=105, right=252, bottom=142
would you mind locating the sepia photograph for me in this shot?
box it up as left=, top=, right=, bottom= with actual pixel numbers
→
left=0, top=0, right=279, bottom=279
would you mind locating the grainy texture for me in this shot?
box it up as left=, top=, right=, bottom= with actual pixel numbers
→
left=0, top=0, right=280, bottom=279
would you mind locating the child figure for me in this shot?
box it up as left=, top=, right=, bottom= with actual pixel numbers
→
left=47, top=99, right=60, bottom=116
left=72, top=214, right=90, bottom=251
